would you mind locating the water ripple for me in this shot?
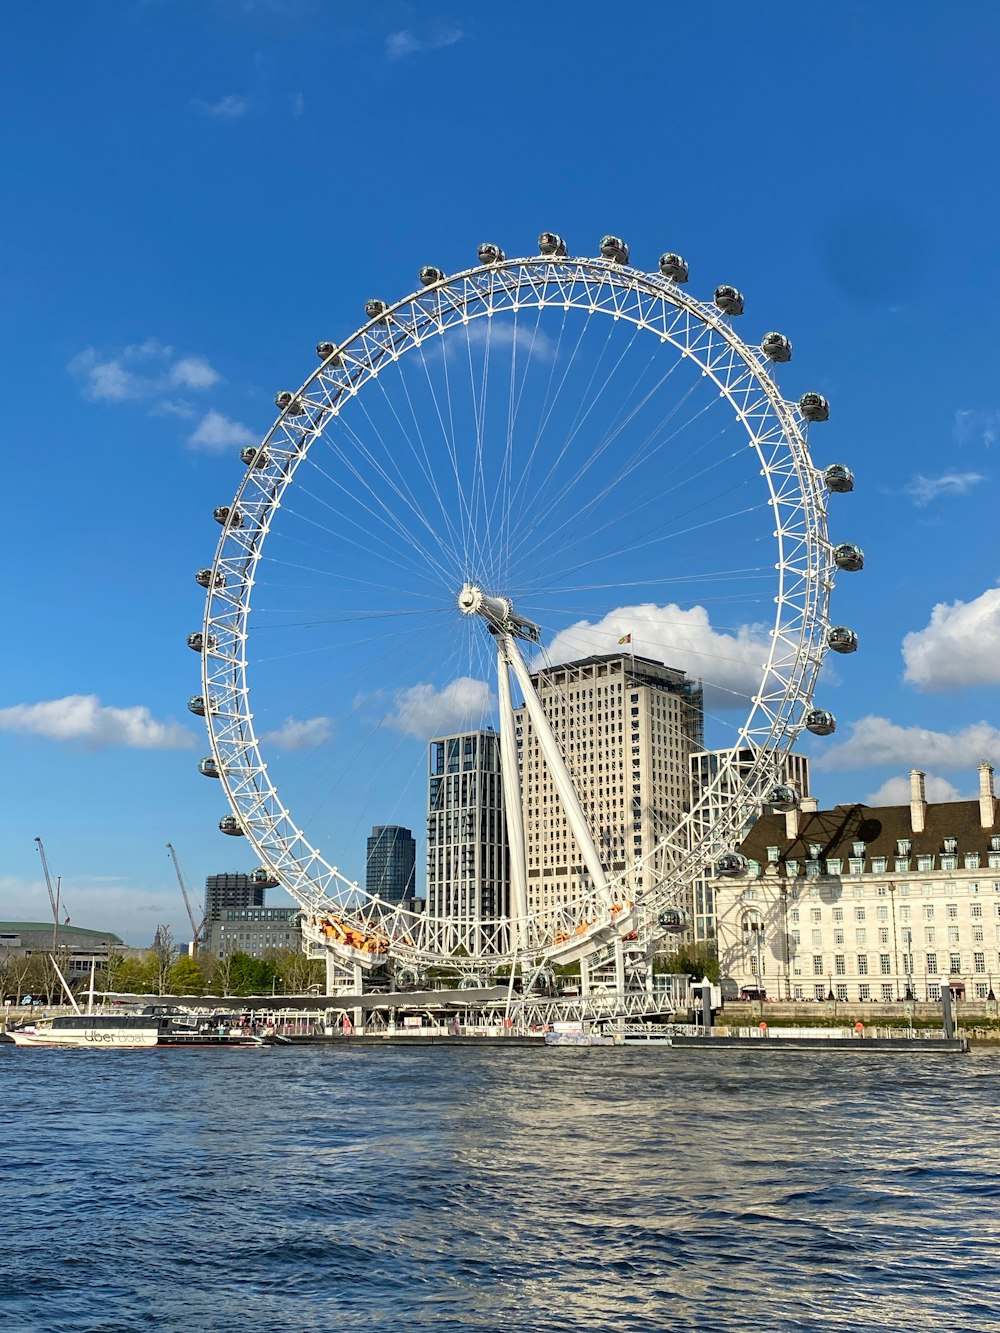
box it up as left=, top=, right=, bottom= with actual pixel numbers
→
left=1, top=1045, right=998, bottom=1331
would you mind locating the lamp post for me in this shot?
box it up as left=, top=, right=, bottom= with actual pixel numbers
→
left=902, top=927, right=914, bottom=1001
left=887, top=881, right=901, bottom=1001
left=751, top=921, right=764, bottom=1017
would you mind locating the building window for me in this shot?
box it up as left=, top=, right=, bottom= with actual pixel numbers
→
left=872, top=857, right=888, bottom=874
left=895, top=858, right=911, bottom=873
left=849, top=858, right=864, bottom=875
left=948, top=927, right=960, bottom=945
left=924, top=904, right=935, bottom=920
left=943, top=837, right=958, bottom=854
left=827, top=858, right=842, bottom=875
left=835, top=955, right=846, bottom=975
left=787, top=860, right=800, bottom=877
left=972, top=902, right=983, bottom=919
left=859, top=983, right=870, bottom=1001
left=946, top=902, right=958, bottom=919
left=974, top=952, right=986, bottom=974
left=856, top=929, right=867, bottom=946
left=855, top=906, right=866, bottom=922
left=926, top=952, right=937, bottom=975
left=857, top=954, right=868, bottom=975
left=896, top=838, right=911, bottom=856
left=832, top=907, right=844, bottom=922
left=811, top=908, right=822, bottom=924
left=941, top=855, right=957, bottom=872
left=852, top=841, right=866, bottom=858
left=950, top=953, right=961, bottom=974
left=812, top=955, right=824, bottom=976
left=881, top=984, right=894, bottom=1002
left=966, top=854, right=980, bottom=870
left=767, top=845, right=780, bottom=863
left=834, top=929, right=845, bottom=946
left=836, top=984, right=848, bottom=1002
left=917, top=855, right=934, bottom=871
left=814, top=984, right=826, bottom=1001
left=877, top=906, right=889, bottom=922
left=880, top=954, right=892, bottom=975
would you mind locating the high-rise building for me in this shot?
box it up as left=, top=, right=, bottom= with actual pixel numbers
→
left=203, top=872, right=264, bottom=922
left=688, top=746, right=811, bottom=941
left=426, top=731, right=509, bottom=944
left=514, top=653, right=704, bottom=919
left=366, top=825, right=416, bottom=903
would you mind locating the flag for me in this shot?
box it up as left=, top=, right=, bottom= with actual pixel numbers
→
left=617, top=633, right=632, bottom=645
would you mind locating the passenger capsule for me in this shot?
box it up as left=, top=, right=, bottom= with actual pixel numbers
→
left=213, top=506, right=242, bottom=528
left=761, top=331, right=792, bottom=362
left=600, top=235, right=629, bottom=264
left=714, top=285, right=745, bottom=316
left=419, top=265, right=445, bottom=286
left=251, top=867, right=280, bottom=888
left=828, top=626, right=859, bottom=654
left=187, top=695, right=207, bottom=716
left=538, top=232, right=567, bottom=257
left=316, top=341, right=344, bottom=366
left=767, top=785, right=799, bottom=813
left=824, top=463, right=855, bottom=493
left=657, top=907, right=685, bottom=933
left=716, top=852, right=749, bottom=878
left=364, top=298, right=388, bottom=320
left=198, top=756, right=220, bottom=779
left=187, top=631, right=216, bottom=653
left=274, top=390, right=306, bottom=416
left=219, top=815, right=244, bottom=836
left=477, top=242, right=506, bottom=264
left=195, top=568, right=225, bottom=589
left=804, top=708, right=837, bottom=736
left=658, top=252, right=689, bottom=282
left=240, top=446, right=268, bottom=469
left=799, top=391, right=830, bottom=422
left=833, top=542, right=864, bottom=572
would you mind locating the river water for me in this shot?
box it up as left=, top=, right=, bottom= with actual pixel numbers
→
left=1, top=1043, right=998, bottom=1332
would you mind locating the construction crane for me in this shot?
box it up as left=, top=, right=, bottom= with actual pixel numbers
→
left=34, top=836, right=67, bottom=951
left=166, top=842, right=206, bottom=956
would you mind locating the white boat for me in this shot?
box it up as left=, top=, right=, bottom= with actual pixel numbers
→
left=544, top=1029, right=622, bottom=1047
left=7, top=1013, right=160, bottom=1048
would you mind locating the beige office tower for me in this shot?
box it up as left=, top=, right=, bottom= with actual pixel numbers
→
left=688, top=746, right=811, bottom=941
left=513, top=653, right=704, bottom=920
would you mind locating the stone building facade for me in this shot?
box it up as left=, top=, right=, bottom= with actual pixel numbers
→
left=715, top=766, right=1000, bottom=1003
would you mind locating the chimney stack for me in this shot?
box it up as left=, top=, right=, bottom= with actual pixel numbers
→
left=784, top=795, right=817, bottom=841
left=909, top=769, right=927, bottom=835
left=980, top=762, right=996, bottom=830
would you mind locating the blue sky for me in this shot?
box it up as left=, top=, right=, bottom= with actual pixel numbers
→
left=4, top=0, right=1000, bottom=945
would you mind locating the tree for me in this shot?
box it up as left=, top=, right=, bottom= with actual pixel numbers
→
left=149, top=925, right=177, bottom=996
left=167, top=955, right=205, bottom=996
left=655, top=940, right=720, bottom=984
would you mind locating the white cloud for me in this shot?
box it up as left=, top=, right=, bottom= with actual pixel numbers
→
left=0, top=874, right=182, bottom=949
left=902, top=587, right=1000, bottom=690
left=954, top=408, right=1000, bottom=448
left=262, top=716, right=333, bottom=751
left=815, top=714, right=1000, bottom=772
left=169, top=355, right=220, bottom=390
left=542, top=602, right=770, bottom=707
left=381, top=678, right=494, bottom=738
left=193, top=94, right=250, bottom=119
left=385, top=27, right=463, bottom=59
left=187, top=410, right=256, bottom=452
left=69, top=341, right=220, bottom=407
left=0, top=695, right=195, bottom=751
left=866, top=773, right=963, bottom=805
left=904, top=471, right=986, bottom=506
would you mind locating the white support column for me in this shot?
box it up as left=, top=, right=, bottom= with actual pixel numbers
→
left=503, top=633, right=610, bottom=908
left=614, top=936, right=626, bottom=998
left=497, top=638, right=529, bottom=955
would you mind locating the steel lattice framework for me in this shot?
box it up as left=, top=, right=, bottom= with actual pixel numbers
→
left=195, top=246, right=851, bottom=973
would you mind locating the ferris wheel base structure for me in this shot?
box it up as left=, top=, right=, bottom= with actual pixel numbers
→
left=193, top=231, right=861, bottom=988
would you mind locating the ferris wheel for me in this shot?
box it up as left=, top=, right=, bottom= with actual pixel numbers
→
left=188, top=232, right=859, bottom=980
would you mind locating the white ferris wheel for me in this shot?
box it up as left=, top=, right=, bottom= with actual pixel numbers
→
left=189, top=232, right=860, bottom=984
